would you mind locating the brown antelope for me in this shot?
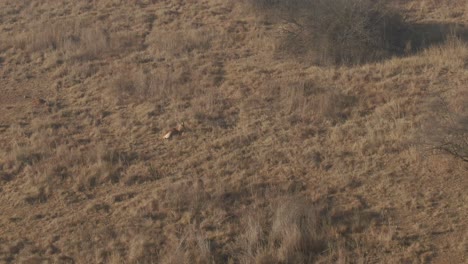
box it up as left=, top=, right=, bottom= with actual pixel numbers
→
left=32, top=97, right=48, bottom=107
left=163, top=122, right=185, bottom=139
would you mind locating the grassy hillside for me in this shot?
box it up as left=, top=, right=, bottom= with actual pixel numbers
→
left=0, top=0, right=466, bottom=263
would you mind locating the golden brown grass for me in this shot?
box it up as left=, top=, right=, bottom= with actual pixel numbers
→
left=0, top=0, right=467, bottom=263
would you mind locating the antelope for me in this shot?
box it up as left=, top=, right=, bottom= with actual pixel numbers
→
left=31, top=97, right=48, bottom=107
left=163, top=122, right=185, bottom=139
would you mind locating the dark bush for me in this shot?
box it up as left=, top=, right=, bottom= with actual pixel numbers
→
left=249, top=0, right=409, bottom=65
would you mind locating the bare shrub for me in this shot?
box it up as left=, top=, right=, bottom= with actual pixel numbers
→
left=420, top=97, right=468, bottom=163
left=248, top=0, right=408, bottom=65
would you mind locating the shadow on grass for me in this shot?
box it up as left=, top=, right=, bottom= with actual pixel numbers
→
left=277, top=20, right=468, bottom=65
left=404, top=22, right=468, bottom=53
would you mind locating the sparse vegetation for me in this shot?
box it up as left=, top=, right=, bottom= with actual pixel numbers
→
left=0, top=0, right=466, bottom=263
left=237, top=197, right=328, bottom=263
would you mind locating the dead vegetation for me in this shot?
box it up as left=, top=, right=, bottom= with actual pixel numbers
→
left=0, top=0, right=467, bottom=263
left=236, top=197, right=329, bottom=263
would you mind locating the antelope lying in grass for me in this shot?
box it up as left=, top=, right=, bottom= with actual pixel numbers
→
left=31, top=97, right=49, bottom=107
left=163, top=122, right=185, bottom=139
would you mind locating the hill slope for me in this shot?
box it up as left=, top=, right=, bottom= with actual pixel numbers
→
left=0, top=0, right=467, bottom=263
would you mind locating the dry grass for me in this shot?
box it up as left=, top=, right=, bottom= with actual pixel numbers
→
left=0, top=0, right=467, bottom=263
left=236, top=197, right=328, bottom=263
left=406, top=0, right=468, bottom=21
left=16, top=22, right=108, bottom=61
left=148, top=28, right=214, bottom=58
left=419, top=90, right=468, bottom=162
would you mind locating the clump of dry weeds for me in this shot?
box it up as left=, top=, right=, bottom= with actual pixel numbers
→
left=237, top=196, right=329, bottom=263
